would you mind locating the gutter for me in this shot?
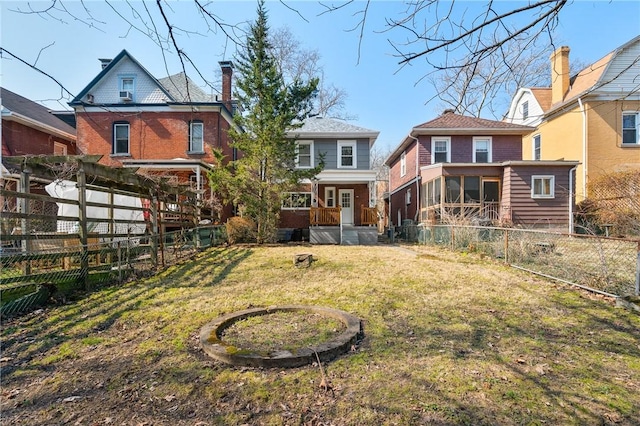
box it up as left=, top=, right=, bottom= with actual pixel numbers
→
left=568, top=165, right=578, bottom=234
left=408, top=134, right=420, bottom=222
left=577, top=97, right=587, bottom=198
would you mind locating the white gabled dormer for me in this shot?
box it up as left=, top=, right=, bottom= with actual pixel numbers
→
left=504, top=87, right=549, bottom=127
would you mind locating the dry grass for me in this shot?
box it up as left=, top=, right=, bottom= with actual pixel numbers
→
left=1, top=244, right=639, bottom=425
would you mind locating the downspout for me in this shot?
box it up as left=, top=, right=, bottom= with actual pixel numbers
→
left=577, top=97, right=587, bottom=199
left=408, top=134, right=420, bottom=222
left=568, top=165, right=578, bottom=234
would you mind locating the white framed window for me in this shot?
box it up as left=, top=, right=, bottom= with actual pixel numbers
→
left=473, top=137, right=492, bottom=163
left=338, top=140, right=357, bottom=168
left=400, top=151, right=407, bottom=177
left=531, top=175, right=555, bottom=199
left=431, top=137, right=450, bottom=164
left=324, top=187, right=336, bottom=208
left=53, top=142, right=67, bottom=155
left=533, top=134, right=541, bottom=160
left=522, top=101, right=529, bottom=120
left=119, top=76, right=135, bottom=101
left=296, top=140, right=313, bottom=168
left=622, top=112, right=639, bottom=145
left=189, top=121, right=204, bottom=153
left=405, top=189, right=412, bottom=205
left=113, top=122, right=130, bottom=155
left=282, top=192, right=312, bottom=209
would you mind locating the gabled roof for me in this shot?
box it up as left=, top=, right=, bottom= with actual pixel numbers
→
left=1, top=87, right=76, bottom=139
left=414, top=110, right=534, bottom=131
left=287, top=116, right=379, bottom=143
left=69, top=49, right=174, bottom=105
left=530, top=88, right=552, bottom=112
left=511, top=35, right=640, bottom=117
left=386, top=110, right=534, bottom=164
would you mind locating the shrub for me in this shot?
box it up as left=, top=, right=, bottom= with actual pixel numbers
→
left=225, top=217, right=256, bottom=245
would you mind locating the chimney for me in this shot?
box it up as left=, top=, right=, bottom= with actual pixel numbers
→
left=550, top=46, right=570, bottom=105
left=99, top=58, right=112, bottom=70
left=219, top=61, right=234, bottom=109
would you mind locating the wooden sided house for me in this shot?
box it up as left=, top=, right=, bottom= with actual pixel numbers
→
left=386, top=110, right=579, bottom=231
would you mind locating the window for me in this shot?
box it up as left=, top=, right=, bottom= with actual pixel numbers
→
left=338, top=141, right=356, bottom=168
left=464, top=176, right=480, bottom=203
left=405, top=189, right=411, bottom=205
left=296, top=141, right=313, bottom=168
left=189, top=121, right=204, bottom=153
left=622, top=112, right=639, bottom=144
left=445, top=176, right=461, bottom=203
left=119, top=76, right=135, bottom=101
left=531, top=176, right=555, bottom=198
left=533, top=134, right=541, bottom=160
left=53, top=142, right=67, bottom=155
left=473, top=137, right=492, bottom=163
left=432, top=138, right=450, bottom=164
left=282, top=192, right=312, bottom=209
left=325, top=187, right=336, bottom=208
left=113, top=122, right=130, bottom=155
left=400, top=151, right=407, bottom=176
left=522, top=101, right=529, bottom=120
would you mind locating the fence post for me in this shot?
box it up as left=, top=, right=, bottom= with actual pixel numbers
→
left=77, top=164, right=90, bottom=291
left=150, top=196, right=158, bottom=269
left=451, top=225, right=455, bottom=250
left=636, top=241, right=640, bottom=296
left=504, top=229, right=509, bottom=264
left=19, top=168, right=31, bottom=276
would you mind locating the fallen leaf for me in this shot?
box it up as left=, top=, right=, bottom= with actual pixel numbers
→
left=164, top=394, right=176, bottom=402
left=63, top=396, right=82, bottom=402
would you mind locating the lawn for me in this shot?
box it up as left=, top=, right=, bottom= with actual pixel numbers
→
left=1, top=244, right=639, bottom=425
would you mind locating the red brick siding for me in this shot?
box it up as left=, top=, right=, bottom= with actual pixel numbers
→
left=76, top=110, right=231, bottom=167
left=2, top=120, right=77, bottom=156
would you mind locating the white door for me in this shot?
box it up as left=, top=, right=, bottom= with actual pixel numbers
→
left=339, top=189, right=354, bottom=225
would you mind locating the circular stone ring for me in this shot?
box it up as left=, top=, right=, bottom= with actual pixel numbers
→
left=200, top=305, right=364, bottom=368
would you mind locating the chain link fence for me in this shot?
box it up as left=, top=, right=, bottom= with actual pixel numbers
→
left=414, top=224, right=640, bottom=298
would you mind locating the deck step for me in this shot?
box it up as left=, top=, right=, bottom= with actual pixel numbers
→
left=341, top=230, right=359, bottom=245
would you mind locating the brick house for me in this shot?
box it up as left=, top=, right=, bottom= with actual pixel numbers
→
left=2, top=87, right=77, bottom=157
left=504, top=35, right=640, bottom=202
left=385, top=110, right=580, bottom=231
left=69, top=50, right=237, bottom=221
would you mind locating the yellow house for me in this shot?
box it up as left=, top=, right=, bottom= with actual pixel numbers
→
left=505, top=35, right=640, bottom=202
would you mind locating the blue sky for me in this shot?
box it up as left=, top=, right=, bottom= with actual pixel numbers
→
left=1, top=1, right=639, bottom=153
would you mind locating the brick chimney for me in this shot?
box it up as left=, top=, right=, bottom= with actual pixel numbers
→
left=219, top=61, right=233, bottom=109
left=99, top=58, right=112, bottom=69
left=550, top=46, right=570, bottom=105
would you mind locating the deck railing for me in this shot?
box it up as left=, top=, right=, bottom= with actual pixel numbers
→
left=361, top=206, right=379, bottom=226
left=310, top=207, right=341, bottom=226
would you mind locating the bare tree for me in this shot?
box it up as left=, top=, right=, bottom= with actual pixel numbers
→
left=428, top=34, right=551, bottom=119
left=269, top=26, right=354, bottom=120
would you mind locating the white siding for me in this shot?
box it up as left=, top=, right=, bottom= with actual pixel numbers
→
left=597, top=38, right=640, bottom=98
left=505, top=89, right=545, bottom=126
left=91, top=57, right=166, bottom=104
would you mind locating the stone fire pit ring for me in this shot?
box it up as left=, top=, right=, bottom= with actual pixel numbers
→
left=200, top=305, right=364, bottom=368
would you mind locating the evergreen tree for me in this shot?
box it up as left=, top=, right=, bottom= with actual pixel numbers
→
left=212, top=0, right=321, bottom=244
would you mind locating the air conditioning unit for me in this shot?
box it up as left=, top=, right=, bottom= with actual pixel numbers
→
left=119, top=90, right=132, bottom=101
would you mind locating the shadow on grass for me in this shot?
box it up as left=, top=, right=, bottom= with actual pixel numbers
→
left=0, top=246, right=253, bottom=379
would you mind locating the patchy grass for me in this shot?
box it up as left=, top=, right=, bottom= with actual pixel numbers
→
left=1, top=244, right=639, bottom=425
